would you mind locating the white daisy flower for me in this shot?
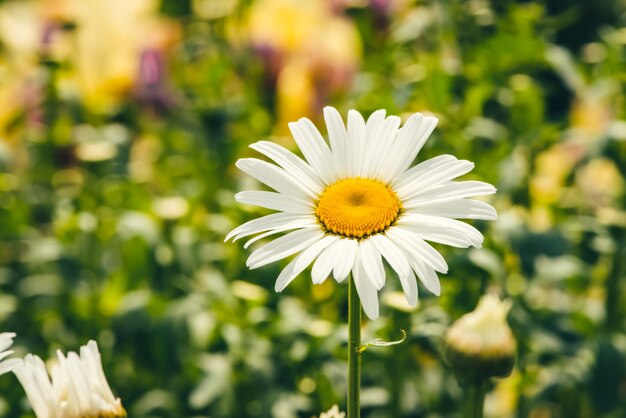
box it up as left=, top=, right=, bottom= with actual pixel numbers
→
left=318, top=405, right=345, bottom=418
left=12, top=340, right=126, bottom=418
left=226, top=107, right=497, bottom=319
left=0, top=332, right=20, bottom=375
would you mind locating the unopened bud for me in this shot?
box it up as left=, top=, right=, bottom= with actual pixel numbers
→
left=444, top=294, right=516, bottom=383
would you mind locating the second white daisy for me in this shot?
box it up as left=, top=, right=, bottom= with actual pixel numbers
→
left=227, top=107, right=497, bottom=319
left=12, top=340, right=126, bottom=418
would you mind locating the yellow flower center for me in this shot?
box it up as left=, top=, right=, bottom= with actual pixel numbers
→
left=315, top=178, right=401, bottom=239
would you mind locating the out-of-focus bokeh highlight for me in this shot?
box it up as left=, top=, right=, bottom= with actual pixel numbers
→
left=0, top=0, right=625, bottom=417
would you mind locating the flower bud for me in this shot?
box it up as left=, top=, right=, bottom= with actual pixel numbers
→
left=444, top=294, right=516, bottom=384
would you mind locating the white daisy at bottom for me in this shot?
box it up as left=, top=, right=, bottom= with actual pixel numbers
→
left=227, top=106, right=497, bottom=319
left=318, top=405, right=345, bottom=418
left=12, top=340, right=126, bottom=418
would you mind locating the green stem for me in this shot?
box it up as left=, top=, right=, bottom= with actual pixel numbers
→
left=464, top=382, right=486, bottom=418
left=348, top=274, right=361, bottom=418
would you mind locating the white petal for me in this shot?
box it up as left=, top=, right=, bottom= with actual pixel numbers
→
left=403, top=181, right=496, bottom=208
left=409, top=258, right=441, bottom=296
left=354, top=254, right=380, bottom=320
left=346, top=110, right=366, bottom=177
left=366, top=109, right=386, bottom=130
left=249, top=141, right=323, bottom=195
left=385, top=227, right=448, bottom=273
left=395, top=159, right=475, bottom=200
left=275, top=235, right=338, bottom=291
left=392, top=154, right=457, bottom=190
left=399, top=214, right=484, bottom=248
left=247, top=228, right=322, bottom=269
left=13, top=355, right=56, bottom=418
left=243, top=222, right=314, bottom=249
left=0, top=358, right=20, bottom=375
left=236, top=158, right=311, bottom=198
left=289, top=118, right=334, bottom=184
left=332, top=239, right=358, bottom=282
left=323, top=106, right=349, bottom=178
left=370, top=116, right=401, bottom=179
left=369, top=234, right=412, bottom=278
left=311, top=241, right=342, bottom=284
left=361, top=110, right=386, bottom=177
left=397, top=266, right=418, bottom=307
left=0, top=333, right=15, bottom=352
left=410, top=199, right=497, bottom=220
left=358, top=239, right=385, bottom=290
left=226, top=212, right=315, bottom=242
left=382, top=113, right=438, bottom=181
left=235, top=191, right=313, bottom=213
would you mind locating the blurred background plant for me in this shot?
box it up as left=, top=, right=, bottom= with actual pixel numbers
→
left=0, top=0, right=624, bottom=417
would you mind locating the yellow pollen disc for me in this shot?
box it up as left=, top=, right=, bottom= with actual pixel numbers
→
left=315, top=178, right=401, bottom=239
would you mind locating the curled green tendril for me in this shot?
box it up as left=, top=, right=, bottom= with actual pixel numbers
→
left=357, top=329, right=407, bottom=354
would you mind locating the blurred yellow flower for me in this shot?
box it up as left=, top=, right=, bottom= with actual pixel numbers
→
left=245, top=0, right=361, bottom=128
left=70, top=0, right=175, bottom=112
left=569, top=83, right=615, bottom=143
left=247, top=0, right=324, bottom=55
left=529, top=143, right=581, bottom=206
left=0, top=1, right=43, bottom=141
left=0, top=1, right=43, bottom=72
left=152, top=196, right=190, bottom=220
left=576, top=158, right=624, bottom=209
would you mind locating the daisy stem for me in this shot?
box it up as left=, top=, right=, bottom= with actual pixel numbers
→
left=463, top=382, right=486, bottom=418
left=348, top=273, right=361, bottom=418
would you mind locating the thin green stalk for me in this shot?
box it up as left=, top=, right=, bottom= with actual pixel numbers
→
left=348, top=274, right=361, bottom=418
left=464, top=382, right=486, bottom=418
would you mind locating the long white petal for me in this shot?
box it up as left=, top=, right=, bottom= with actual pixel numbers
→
left=311, top=240, right=343, bottom=284
left=347, top=110, right=366, bottom=177
left=409, top=199, right=497, bottom=220
left=226, top=212, right=314, bottom=242
left=395, top=159, right=475, bottom=200
left=332, top=239, right=358, bottom=282
left=398, top=214, right=484, bottom=248
left=236, top=158, right=311, bottom=198
left=275, top=235, right=338, bottom=291
left=366, top=109, right=386, bottom=130
left=323, top=106, right=349, bottom=178
left=235, top=191, right=313, bottom=213
left=409, top=258, right=441, bottom=296
left=403, top=181, right=496, bottom=208
left=289, top=118, right=334, bottom=184
left=247, top=229, right=322, bottom=269
left=397, top=266, right=418, bottom=307
left=249, top=141, right=322, bottom=195
left=361, top=110, right=386, bottom=177
left=358, top=239, right=385, bottom=290
left=370, top=234, right=412, bottom=279
left=354, top=254, right=380, bottom=320
left=392, top=154, right=457, bottom=190
left=13, top=355, right=56, bottom=418
left=385, top=227, right=448, bottom=273
left=383, top=114, right=438, bottom=181
left=0, top=333, right=15, bottom=352
left=243, top=221, right=317, bottom=249
left=0, top=358, right=20, bottom=375
left=370, top=116, right=401, bottom=179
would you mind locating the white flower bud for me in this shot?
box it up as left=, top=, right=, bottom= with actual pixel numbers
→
left=444, top=294, right=516, bottom=383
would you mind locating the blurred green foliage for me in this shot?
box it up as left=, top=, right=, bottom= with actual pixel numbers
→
left=0, top=0, right=625, bottom=417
